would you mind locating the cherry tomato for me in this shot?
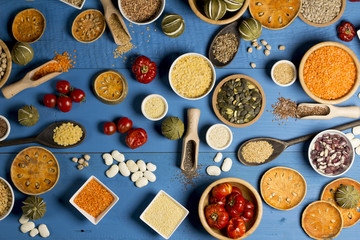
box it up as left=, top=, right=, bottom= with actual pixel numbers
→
left=244, top=200, right=254, bottom=211
left=104, top=122, right=116, bottom=135
left=211, top=183, right=232, bottom=200
left=56, top=80, right=71, bottom=94
left=43, top=94, right=57, bottom=108
left=204, top=204, right=229, bottom=230
left=117, top=117, right=133, bottom=133
left=242, top=209, right=254, bottom=219
left=70, top=89, right=85, bottom=103
left=125, top=128, right=148, bottom=149
left=227, top=217, right=246, bottom=239
left=226, top=193, right=245, bottom=218
left=209, top=195, right=226, bottom=206
left=232, top=186, right=243, bottom=196
left=57, top=95, right=72, bottom=112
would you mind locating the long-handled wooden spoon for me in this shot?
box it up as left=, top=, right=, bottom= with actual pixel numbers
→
left=1, top=60, right=62, bottom=99
left=237, top=119, right=360, bottom=166
left=0, top=121, right=86, bottom=149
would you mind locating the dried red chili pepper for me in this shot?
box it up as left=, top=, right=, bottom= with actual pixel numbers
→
left=337, top=22, right=356, bottom=42
left=132, top=56, right=157, bottom=84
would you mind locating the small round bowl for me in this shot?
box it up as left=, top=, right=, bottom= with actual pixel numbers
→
left=0, top=177, right=15, bottom=221
left=308, top=129, right=354, bottom=178
left=189, top=0, right=250, bottom=25
left=71, top=9, right=106, bottom=43
left=169, top=53, right=216, bottom=100
left=0, top=40, right=12, bottom=89
left=141, top=94, right=168, bottom=121
left=0, top=115, right=10, bottom=142
left=206, top=123, right=233, bottom=150
left=299, top=41, right=360, bottom=105
left=199, top=177, right=263, bottom=239
left=271, top=60, right=297, bottom=87
left=118, top=0, right=165, bottom=25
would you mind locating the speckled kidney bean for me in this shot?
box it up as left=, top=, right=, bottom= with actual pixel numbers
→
left=310, top=133, right=351, bottom=175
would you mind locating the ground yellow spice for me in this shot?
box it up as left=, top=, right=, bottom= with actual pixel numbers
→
left=303, top=46, right=357, bottom=100
left=74, top=179, right=114, bottom=218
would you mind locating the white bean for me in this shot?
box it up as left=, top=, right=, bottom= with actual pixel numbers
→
left=137, top=160, right=147, bottom=172
left=126, top=160, right=139, bottom=173
left=103, top=153, right=113, bottom=165
left=29, top=228, right=39, bottom=237
left=38, top=224, right=50, bottom=238
left=106, top=164, right=119, bottom=178
left=353, top=126, right=360, bottom=135
left=214, top=152, right=223, bottom=162
left=221, top=157, right=232, bottom=172
left=351, top=138, right=360, bottom=148
left=144, top=171, right=156, bottom=182
left=346, top=132, right=354, bottom=140
left=19, top=214, right=29, bottom=224
left=206, top=166, right=221, bottom=176
left=71, top=157, right=78, bottom=163
left=356, top=146, right=360, bottom=156
left=119, top=162, right=130, bottom=177
left=146, top=162, right=157, bottom=172
left=131, top=171, right=143, bottom=182
left=135, top=177, right=148, bottom=188
left=111, top=150, right=125, bottom=162
left=20, top=222, right=35, bottom=233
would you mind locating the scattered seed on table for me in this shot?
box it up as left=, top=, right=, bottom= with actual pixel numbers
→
left=279, top=45, right=286, bottom=50
left=260, top=40, right=267, bottom=45
left=20, top=222, right=35, bottom=233
left=358, top=92, right=360, bottom=98
left=103, top=153, right=113, bottom=165
left=137, top=160, right=146, bottom=172
left=221, top=157, right=232, bottom=172
left=84, top=154, right=91, bottom=161
left=252, top=41, right=258, bottom=47
left=351, top=138, right=360, bottom=148
left=356, top=146, right=360, bottom=156
left=265, top=45, right=271, bottom=50
left=352, top=126, right=360, bottom=135
left=119, top=162, right=130, bottom=176
left=264, top=50, right=270, bottom=56
left=111, top=150, right=124, bottom=162
left=106, top=164, right=119, bottom=178
left=29, top=228, right=39, bottom=237
left=135, top=177, right=148, bottom=188
left=126, top=160, right=139, bottom=172
left=19, top=215, right=29, bottom=224
left=78, top=158, right=84, bottom=165
left=346, top=132, right=354, bottom=140
left=256, top=45, right=262, bottom=50
left=71, top=157, right=78, bottom=163
left=144, top=171, right=156, bottom=182
left=38, top=224, right=50, bottom=238
left=131, top=171, right=144, bottom=182
left=214, top=152, right=223, bottom=162
left=77, top=165, right=84, bottom=170
left=250, top=63, right=256, bottom=68
left=83, top=161, right=89, bottom=167
left=206, top=166, right=221, bottom=176
left=146, top=162, right=157, bottom=172
left=247, top=47, right=253, bottom=53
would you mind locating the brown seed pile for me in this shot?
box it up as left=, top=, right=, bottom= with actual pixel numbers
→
left=212, top=33, right=238, bottom=64
left=242, top=141, right=274, bottom=164
left=296, top=105, right=329, bottom=118
left=0, top=118, right=7, bottom=138
left=271, top=96, right=297, bottom=122
left=120, top=0, right=162, bottom=23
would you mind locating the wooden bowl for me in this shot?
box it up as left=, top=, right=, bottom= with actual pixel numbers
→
left=212, top=74, right=265, bottom=128
left=12, top=8, right=46, bottom=43
left=299, top=41, right=360, bottom=105
left=72, top=9, right=106, bottom=43
left=188, top=0, right=250, bottom=25
left=199, top=178, right=263, bottom=240
left=299, top=0, right=346, bottom=27
left=0, top=40, right=12, bottom=89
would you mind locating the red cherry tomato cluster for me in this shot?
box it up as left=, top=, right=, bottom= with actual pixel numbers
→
left=103, top=117, right=148, bottom=149
left=205, top=183, right=255, bottom=239
left=43, top=80, right=86, bottom=112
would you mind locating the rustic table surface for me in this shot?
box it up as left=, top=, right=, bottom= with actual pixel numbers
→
left=1, top=0, right=360, bottom=239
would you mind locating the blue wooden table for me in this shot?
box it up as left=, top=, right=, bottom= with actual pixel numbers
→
left=1, top=0, right=360, bottom=239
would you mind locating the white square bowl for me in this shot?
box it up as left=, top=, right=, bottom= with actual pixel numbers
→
left=140, top=190, right=189, bottom=239
left=59, top=0, right=86, bottom=10
left=69, top=176, right=119, bottom=225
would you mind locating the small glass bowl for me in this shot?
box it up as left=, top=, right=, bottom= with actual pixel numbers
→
left=141, top=94, right=168, bottom=121
left=0, top=115, right=10, bottom=142
left=271, top=60, right=297, bottom=87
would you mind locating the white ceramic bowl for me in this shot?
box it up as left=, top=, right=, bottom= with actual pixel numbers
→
left=69, top=176, right=119, bottom=225
left=141, top=94, right=168, bottom=121
left=169, top=53, right=216, bottom=100
left=0, top=177, right=15, bottom=221
left=206, top=123, right=233, bottom=150
left=59, top=0, right=86, bottom=10
left=118, top=0, right=165, bottom=25
left=308, top=129, right=354, bottom=178
left=0, top=115, right=10, bottom=142
left=271, top=60, right=297, bottom=87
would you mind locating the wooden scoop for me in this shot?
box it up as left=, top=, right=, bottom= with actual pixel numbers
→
left=297, top=103, right=360, bottom=119
left=1, top=60, right=62, bottom=99
left=237, top=119, right=360, bottom=166
left=180, top=108, right=200, bottom=171
left=100, top=0, right=132, bottom=45
left=0, top=121, right=86, bottom=149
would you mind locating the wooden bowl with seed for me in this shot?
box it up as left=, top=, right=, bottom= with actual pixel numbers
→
left=212, top=74, right=265, bottom=128
left=12, top=8, right=46, bottom=43
left=72, top=9, right=106, bottom=43
left=188, top=0, right=250, bottom=25
left=299, top=0, right=346, bottom=27
left=93, top=70, right=128, bottom=105
left=0, top=39, right=12, bottom=89
left=199, top=177, right=263, bottom=240
left=10, top=146, right=60, bottom=195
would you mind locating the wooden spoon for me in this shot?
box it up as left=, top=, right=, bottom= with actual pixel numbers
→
left=0, top=121, right=86, bottom=149
left=1, top=60, right=62, bottom=99
left=100, top=0, right=132, bottom=45
left=297, top=103, right=360, bottom=119
left=180, top=108, right=200, bottom=171
left=208, top=21, right=241, bottom=68
left=237, top=119, right=360, bottom=166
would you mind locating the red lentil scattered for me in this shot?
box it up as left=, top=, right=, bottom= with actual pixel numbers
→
left=74, top=179, right=114, bottom=218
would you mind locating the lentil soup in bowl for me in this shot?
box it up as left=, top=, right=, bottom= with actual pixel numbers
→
left=299, top=41, right=360, bottom=105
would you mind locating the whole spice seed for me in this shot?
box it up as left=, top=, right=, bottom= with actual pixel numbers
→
left=183, top=140, right=195, bottom=171
left=271, top=96, right=297, bottom=122
left=242, top=141, right=274, bottom=163
left=279, top=45, right=286, bottom=50
left=273, top=63, right=295, bottom=85
left=0, top=118, right=8, bottom=138
left=301, top=0, right=342, bottom=24
left=212, top=33, right=238, bottom=64
left=120, top=0, right=162, bottom=23
left=296, top=105, right=329, bottom=118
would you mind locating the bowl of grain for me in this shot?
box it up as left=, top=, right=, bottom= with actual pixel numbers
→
left=271, top=60, right=297, bottom=87
left=0, top=39, right=12, bottom=89
left=0, top=115, right=10, bottom=142
left=299, top=41, right=360, bottom=105
left=206, top=123, right=233, bottom=150
left=198, top=177, right=262, bottom=239
left=118, top=0, right=165, bottom=25
left=141, top=94, right=168, bottom=121
left=169, top=53, right=216, bottom=100
left=0, top=177, right=14, bottom=221
left=189, top=0, right=250, bottom=25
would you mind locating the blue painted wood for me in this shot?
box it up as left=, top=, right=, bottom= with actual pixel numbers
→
left=0, top=0, right=360, bottom=239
